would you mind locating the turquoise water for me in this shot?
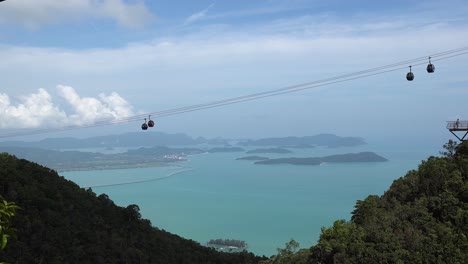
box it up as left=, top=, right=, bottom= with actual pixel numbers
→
left=62, top=144, right=437, bottom=256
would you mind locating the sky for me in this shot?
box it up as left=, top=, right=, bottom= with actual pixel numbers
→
left=0, top=0, right=467, bottom=146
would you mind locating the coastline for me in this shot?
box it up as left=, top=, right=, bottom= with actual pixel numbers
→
left=82, top=168, right=194, bottom=189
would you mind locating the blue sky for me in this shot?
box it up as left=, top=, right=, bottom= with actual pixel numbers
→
left=0, top=0, right=467, bottom=146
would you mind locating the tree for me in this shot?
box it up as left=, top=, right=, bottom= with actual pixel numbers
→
left=0, top=195, right=18, bottom=251
left=260, top=239, right=309, bottom=264
left=440, top=139, right=459, bottom=158
left=0, top=195, right=19, bottom=264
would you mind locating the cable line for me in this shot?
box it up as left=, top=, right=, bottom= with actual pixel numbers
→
left=1, top=47, right=468, bottom=138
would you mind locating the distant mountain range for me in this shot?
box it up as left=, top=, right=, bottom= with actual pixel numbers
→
left=238, top=134, right=366, bottom=148
left=0, top=132, right=228, bottom=149
left=0, top=132, right=366, bottom=150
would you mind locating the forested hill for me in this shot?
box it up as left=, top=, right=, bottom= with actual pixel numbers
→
left=260, top=141, right=468, bottom=263
left=0, top=153, right=263, bottom=264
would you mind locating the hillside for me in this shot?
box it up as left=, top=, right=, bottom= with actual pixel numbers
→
left=260, top=141, right=468, bottom=263
left=0, top=153, right=264, bottom=264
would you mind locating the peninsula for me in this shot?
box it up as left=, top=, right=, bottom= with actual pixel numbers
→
left=1, top=146, right=204, bottom=171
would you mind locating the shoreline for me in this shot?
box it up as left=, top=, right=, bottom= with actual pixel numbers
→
left=82, top=168, right=194, bottom=189
left=56, top=161, right=181, bottom=173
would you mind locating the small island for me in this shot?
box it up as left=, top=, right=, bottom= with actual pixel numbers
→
left=236, top=156, right=270, bottom=161
left=207, top=147, right=245, bottom=153
left=246, top=148, right=292, bottom=154
left=207, top=239, right=248, bottom=253
left=255, top=152, right=387, bottom=165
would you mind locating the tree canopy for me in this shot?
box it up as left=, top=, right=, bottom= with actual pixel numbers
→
left=0, top=152, right=264, bottom=263
left=308, top=141, right=468, bottom=263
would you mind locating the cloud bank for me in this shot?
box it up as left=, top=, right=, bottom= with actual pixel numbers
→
left=0, top=85, right=134, bottom=128
left=0, top=0, right=154, bottom=29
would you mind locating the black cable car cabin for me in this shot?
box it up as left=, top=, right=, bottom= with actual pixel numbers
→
left=406, top=66, right=414, bottom=81
left=427, top=57, right=435, bottom=73
left=141, top=118, right=148, bottom=130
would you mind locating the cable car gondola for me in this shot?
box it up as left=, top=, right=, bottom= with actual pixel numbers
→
left=426, top=57, right=435, bottom=73
left=141, top=118, right=148, bottom=130
left=406, top=66, right=414, bottom=81
left=148, top=115, right=154, bottom=128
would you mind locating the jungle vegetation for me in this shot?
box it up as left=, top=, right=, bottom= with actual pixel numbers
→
left=0, top=152, right=263, bottom=264
left=0, top=140, right=467, bottom=263
left=262, top=140, right=468, bottom=263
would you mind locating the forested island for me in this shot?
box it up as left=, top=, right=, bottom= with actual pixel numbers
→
left=254, top=152, right=387, bottom=165
left=245, top=148, right=292, bottom=154
left=207, top=147, right=245, bottom=153
left=207, top=239, right=248, bottom=252
left=236, top=156, right=270, bottom=161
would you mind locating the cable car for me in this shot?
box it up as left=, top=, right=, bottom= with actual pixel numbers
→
left=148, top=115, right=154, bottom=128
left=141, top=118, right=148, bottom=130
left=406, top=66, right=414, bottom=81
left=426, top=57, right=435, bottom=73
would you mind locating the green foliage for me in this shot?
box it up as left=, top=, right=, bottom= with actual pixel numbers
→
left=0, top=193, right=19, bottom=264
left=440, top=139, right=459, bottom=158
left=259, top=239, right=309, bottom=264
left=0, top=195, right=19, bottom=252
left=308, top=141, right=468, bottom=263
left=0, top=153, right=265, bottom=263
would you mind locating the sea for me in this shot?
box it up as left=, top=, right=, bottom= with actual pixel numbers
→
left=61, top=143, right=440, bottom=256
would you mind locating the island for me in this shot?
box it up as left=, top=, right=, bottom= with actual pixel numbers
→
left=207, top=147, right=245, bottom=153
left=207, top=239, right=248, bottom=253
left=245, top=148, right=292, bottom=154
left=236, top=156, right=270, bottom=161
left=254, top=152, right=387, bottom=165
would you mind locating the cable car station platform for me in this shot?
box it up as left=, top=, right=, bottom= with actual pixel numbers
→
left=447, top=120, right=468, bottom=141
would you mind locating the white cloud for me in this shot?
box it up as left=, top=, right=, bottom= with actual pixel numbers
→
left=0, top=86, right=134, bottom=128
left=1, top=7, right=468, bottom=138
left=0, top=88, right=67, bottom=128
left=58, top=85, right=134, bottom=125
left=0, top=0, right=154, bottom=29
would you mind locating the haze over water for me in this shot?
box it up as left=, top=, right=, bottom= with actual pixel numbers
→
left=62, top=143, right=439, bottom=256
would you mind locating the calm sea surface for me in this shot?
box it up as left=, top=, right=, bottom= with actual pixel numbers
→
left=61, top=144, right=438, bottom=256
